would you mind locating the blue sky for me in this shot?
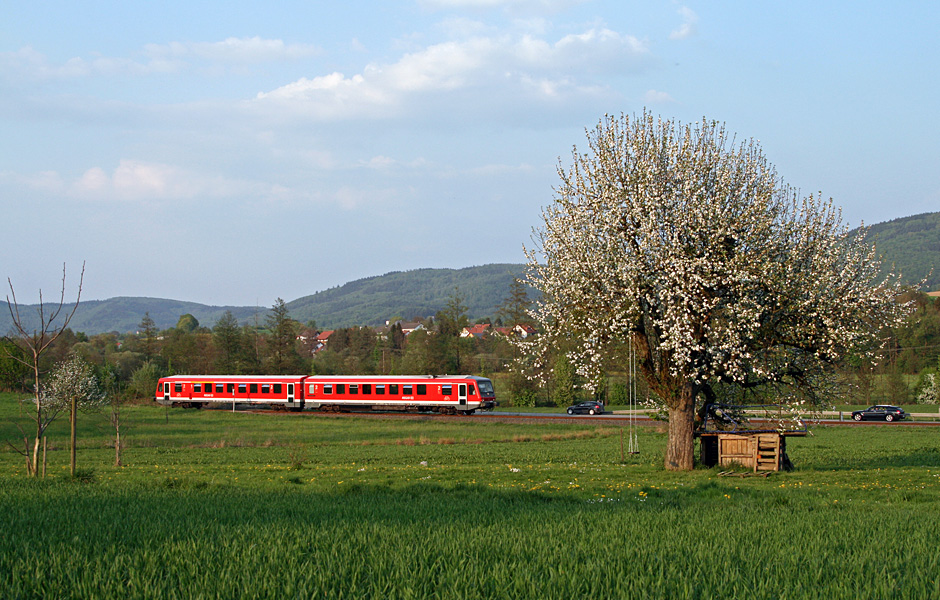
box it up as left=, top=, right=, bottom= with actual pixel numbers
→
left=2, top=1, right=938, bottom=307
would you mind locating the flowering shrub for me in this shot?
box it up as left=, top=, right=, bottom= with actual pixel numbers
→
left=917, top=373, right=940, bottom=405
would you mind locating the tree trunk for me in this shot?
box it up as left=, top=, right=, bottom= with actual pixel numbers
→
left=70, top=397, right=77, bottom=477
left=33, top=360, right=41, bottom=477
left=115, top=428, right=122, bottom=467
left=665, top=383, right=697, bottom=471
left=31, top=436, right=40, bottom=477
left=23, top=437, right=33, bottom=476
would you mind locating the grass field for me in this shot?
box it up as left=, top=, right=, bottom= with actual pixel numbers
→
left=2, top=394, right=940, bottom=598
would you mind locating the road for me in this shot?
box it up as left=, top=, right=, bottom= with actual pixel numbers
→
left=247, top=407, right=940, bottom=427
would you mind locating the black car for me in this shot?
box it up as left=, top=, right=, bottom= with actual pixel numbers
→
left=851, top=405, right=907, bottom=422
left=566, top=401, right=604, bottom=415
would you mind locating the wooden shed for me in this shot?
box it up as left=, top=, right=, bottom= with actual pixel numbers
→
left=698, top=431, right=803, bottom=472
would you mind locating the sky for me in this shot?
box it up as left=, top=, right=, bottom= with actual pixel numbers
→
left=2, top=1, right=938, bottom=307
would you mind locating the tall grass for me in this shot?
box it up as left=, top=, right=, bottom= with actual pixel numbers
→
left=2, top=397, right=940, bottom=598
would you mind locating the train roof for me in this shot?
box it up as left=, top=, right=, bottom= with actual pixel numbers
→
left=160, top=375, right=305, bottom=380
left=303, top=375, right=486, bottom=380
left=159, top=374, right=489, bottom=380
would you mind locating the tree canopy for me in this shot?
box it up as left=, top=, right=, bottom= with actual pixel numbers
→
left=520, top=112, right=911, bottom=470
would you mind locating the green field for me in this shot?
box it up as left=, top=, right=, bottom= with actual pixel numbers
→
left=2, top=395, right=940, bottom=599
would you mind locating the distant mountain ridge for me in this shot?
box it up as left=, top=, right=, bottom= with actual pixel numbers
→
left=1, top=264, right=527, bottom=335
left=0, top=297, right=266, bottom=337
left=2, top=212, right=937, bottom=336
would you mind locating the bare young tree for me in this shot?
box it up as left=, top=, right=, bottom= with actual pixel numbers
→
left=518, top=112, right=910, bottom=471
left=4, top=262, right=85, bottom=476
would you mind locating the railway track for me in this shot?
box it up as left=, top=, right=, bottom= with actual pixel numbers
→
left=242, top=407, right=940, bottom=426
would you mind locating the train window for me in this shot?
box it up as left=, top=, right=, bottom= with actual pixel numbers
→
left=262, top=384, right=270, bottom=394
left=469, top=385, right=476, bottom=395
left=273, top=384, right=282, bottom=394
left=417, top=384, right=427, bottom=395
left=362, top=384, right=372, bottom=395
left=194, top=384, right=202, bottom=393
left=337, top=384, right=345, bottom=394
left=238, top=384, right=247, bottom=393
left=227, top=384, right=235, bottom=394
left=376, top=385, right=385, bottom=395
left=216, top=384, right=224, bottom=393
left=403, top=384, right=413, bottom=395
left=389, top=384, right=399, bottom=395
left=350, top=384, right=359, bottom=394
left=174, top=383, right=183, bottom=393
left=442, top=385, right=452, bottom=395
left=308, top=384, right=315, bottom=395
left=324, top=384, right=333, bottom=394
left=250, top=384, right=258, bottom=394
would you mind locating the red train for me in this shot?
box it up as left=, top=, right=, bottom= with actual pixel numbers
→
left=156, top=374, right=497, bottom=415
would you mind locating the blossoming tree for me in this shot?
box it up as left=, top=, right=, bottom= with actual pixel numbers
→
left=520, top=112, right=910, bottom=470
left=42, top=352, right=106, bottom=477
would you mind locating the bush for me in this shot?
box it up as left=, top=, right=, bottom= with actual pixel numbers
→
left=512, top=389, right=538, bottom=407
left=127, top=361, right=163, bottom=400
left=916, top=373, right=940, bottom=404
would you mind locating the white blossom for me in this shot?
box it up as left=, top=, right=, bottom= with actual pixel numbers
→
left=515, top=112, right=910, bottom=468
left=41, top=353, right=106, bottom=412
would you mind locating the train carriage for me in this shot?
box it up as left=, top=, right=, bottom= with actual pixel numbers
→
left=304, top=375, right=496, bottom=414
left=156, top=375, right=306, bottom=409
left=156, top=374, right=497, bottom=414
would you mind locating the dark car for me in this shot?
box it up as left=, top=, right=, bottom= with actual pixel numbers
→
left=851, top=405, right=907, bottom=422
left=566, top=401, right=604, bottom=415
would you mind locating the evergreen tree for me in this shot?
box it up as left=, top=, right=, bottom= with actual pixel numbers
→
left=498, top=277, right=533, bottom=326
left=138, top=312, right=158, bottom=361
left=265, top=298, right=302, bottom=374
left=435, top=287, right=471, bottom=373
left=213, top=311, right=244, bottom=373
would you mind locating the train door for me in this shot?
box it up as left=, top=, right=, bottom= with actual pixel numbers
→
left=163, top=382, right=170, bottom=403
left=458, top=384, right=468, bottom=408
left=287, top=383, right=297, bottom=408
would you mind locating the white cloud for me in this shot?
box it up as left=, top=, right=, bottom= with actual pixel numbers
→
left=670, top=6, right=698, bottom=40
left=0, top=46, right=153, bottom=81
left=643, top=89, right=675, bottom=104
left=255, top=28, right=649, bottom=120
left=74, top=167, right=109, bottom=193
left=365, top=156, right=397, bottom=169
left=4, top=159, right=385, bottom=213
left=144, top=37, right=320, bottom=63
left=62, top=159, right=276, bottom=204
left=1, top=37, right=318, bottom=83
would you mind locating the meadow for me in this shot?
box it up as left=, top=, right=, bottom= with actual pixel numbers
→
left=2, top=394, right=940, bottom=599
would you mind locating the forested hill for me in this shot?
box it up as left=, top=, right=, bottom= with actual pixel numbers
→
left=855, top=211, right=940, bottom=292
left=0, top=264, right=528, bottom=335
left=0, top=298, right=265, bottom=337
left=287, top=264, right=526, bottom=328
